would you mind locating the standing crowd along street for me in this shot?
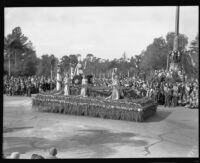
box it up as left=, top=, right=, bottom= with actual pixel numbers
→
left=4, top=68, right=198, bottom=109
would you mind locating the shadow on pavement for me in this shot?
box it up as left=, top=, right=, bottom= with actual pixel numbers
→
left=144, top=110, right=172, bottom=123
left=3, top=126, right=34, bottom=133
left=70, top=129, right=148, bottom=157
left=3, top=129, right=148, bottom=158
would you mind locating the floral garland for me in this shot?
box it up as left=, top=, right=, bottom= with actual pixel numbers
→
left=33, top=94, right=155, bottom=108
left=32, top=94, right=157, bottom=122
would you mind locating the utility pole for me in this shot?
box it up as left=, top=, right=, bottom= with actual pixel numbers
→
left=173, top=6, right=180, bottom=51
left=167, top=6, right=180, bottom=71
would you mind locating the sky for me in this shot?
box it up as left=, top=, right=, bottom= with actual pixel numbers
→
left=4, top=6, right=199, bottom=60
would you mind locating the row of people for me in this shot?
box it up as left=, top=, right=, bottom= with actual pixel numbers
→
left=4, top=69, right=198, bottom=108
left=3, top=76, right=56, bottom=96
left=86, top=71, right=198, bottom=108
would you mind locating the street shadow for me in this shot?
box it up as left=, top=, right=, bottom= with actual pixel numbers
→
left=70, top=129, right=148, bottom=157
left=3, top=126, right=34, bottom=133
left=3, top=129, right=148, bottom=158
left=144, top=110, right=172, bottom=123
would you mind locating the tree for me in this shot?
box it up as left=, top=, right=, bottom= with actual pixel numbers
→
left=49, top=54, right=58, bottom=79
left=181, top=51, right=195, bottom=78
left=119, top=52, right=128, bottom=63
left=69, top=54, right=78, bottom=67
left=185, top=34, right=199, bottom=78
left=21, top=52, right=38, bottom=76
left=4, top=27, right=36, bottom=76
left=60, top=55, right=70, bottom=73
left=50, top=54, right=57, bottom=70
left=108, top=59, right=118, bottom=69
left=140, top=37, right=168, bottom=72
left=36, top=54, right=53, bottom=77
left=189, top=34, right=199, bottom=68
left=129, top=56, right=137, bottom=76
left=166, top=32, right=188, bottom=51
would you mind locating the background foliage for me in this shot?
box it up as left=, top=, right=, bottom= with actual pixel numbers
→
left=4, top=27, right=199, bottom=79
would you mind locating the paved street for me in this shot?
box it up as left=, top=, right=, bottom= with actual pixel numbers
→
left=3, top=95, right=199, bottom=158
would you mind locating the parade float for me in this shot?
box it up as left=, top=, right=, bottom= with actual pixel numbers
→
left=33, top=6, right=195, bottom=122
left=32, top=57, right=157, bottom=122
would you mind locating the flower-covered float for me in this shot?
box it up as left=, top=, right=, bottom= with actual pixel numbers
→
left=32, top=60, right=157, bottom=122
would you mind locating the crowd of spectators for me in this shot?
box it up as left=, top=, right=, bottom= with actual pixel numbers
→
left=3, top=75, right=56, bottom=97
left=91, top=69, right=198, bottom=109
left=3, top=68, right=198, bottom=109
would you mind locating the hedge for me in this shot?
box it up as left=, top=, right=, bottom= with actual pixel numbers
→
left=32, top=94, right=157, bottom=122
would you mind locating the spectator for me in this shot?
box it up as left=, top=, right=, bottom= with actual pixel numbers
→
left=168, top=84, right=174, bottom=107
left=7, top=152, right=20, bottom=159
left=46, top=147, right=58, bottom=159
left=164, top=83, right=169, bottom=107
left=31, top=154, right=45, bottom=159
left=3, top=75, right=56, bottom=96
left=172, top=83, right=178, bottom=107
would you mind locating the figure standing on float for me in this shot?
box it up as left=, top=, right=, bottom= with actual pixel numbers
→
left=74, top=56, right=83, bottom=76
left=106, top=68, right=121, bottom=100
left=80, top=74, right=88, bottom=97
left=64, top=73, right=70, bottom=96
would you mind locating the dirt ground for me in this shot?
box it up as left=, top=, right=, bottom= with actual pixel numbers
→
left=3, top=95, right=199, bottom=158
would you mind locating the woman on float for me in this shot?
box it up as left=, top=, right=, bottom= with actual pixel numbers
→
left=64, top=73, right=70, bottom=96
